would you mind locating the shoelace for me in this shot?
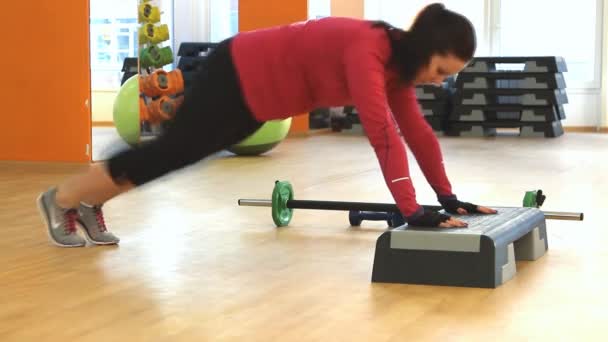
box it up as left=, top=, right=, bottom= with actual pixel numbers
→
left=63, top=209, right=78, bottom=234
left=93, top=206, right=107, bottom=232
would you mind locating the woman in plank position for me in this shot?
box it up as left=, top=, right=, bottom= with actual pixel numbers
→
left=38, top=3, right=496, bottom=247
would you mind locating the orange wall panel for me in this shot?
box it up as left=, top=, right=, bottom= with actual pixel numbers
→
left=239, top=0, right=308, bottom=32
left=238, top=0, right=309, bottom=133
left=0, top=1, right=91, bottom=162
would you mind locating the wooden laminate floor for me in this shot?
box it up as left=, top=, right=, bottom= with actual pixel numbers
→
left=1, top=131, right=607, bottom=341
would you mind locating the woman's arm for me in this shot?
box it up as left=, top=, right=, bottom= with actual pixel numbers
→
left=388, top=86, right=497, bottom=216
left=343, top=41, right=423, bottom=218
left=387, top=86, right=454, bottom=199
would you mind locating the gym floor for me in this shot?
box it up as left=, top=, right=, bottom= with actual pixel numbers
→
left=1, top=132, right=607, bottom=341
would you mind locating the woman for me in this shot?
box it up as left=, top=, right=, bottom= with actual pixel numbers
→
left=38, top=3, right=496, bottom=247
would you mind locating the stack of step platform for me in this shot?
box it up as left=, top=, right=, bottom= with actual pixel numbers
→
left=329, top=106, right=362, bottom=133
left=176, top=42, right=219, bottom=88
left=447, top=56, right=568, bottom=138
left=120, top=58, right=139, bottom=86
left=330, top=78, right=455, bottom=134
left=416, top=77, right=455, bottom=134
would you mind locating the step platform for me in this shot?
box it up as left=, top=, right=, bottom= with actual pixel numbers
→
left=120, top=57, right=139, bottom=86
left=456, top=89, right=568, bottom=106
left=423, top=116, right=446, bottom=133
left=177, top=42, right=219, bottom=88
left=450, top=104, right=566, bottom=122
left=177, top=56, right=209, bottom=87
left=461, top=56, right=567, bottom=74
left=446, top=121, right=564, bottom=138
left=419, top=100, right=451, bottom=117
left=371, top=207, right=548, bottom=288
left=455, top=73, right=566, bottom=90
left=177, top=56, right=209, bottom=72
left=415, top=85, right=452, bottom=101
left=177, top=42, right=219, bottom=57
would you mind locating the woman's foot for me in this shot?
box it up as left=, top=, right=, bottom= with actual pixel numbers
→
left=37, top=188, right=86, bottom=247
left=77, top=203, right=120, bottom=245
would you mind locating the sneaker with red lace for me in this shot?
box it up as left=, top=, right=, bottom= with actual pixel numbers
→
left=37, top=188, right=86, bottom=247
left=77, top=203, right=120, bottom=245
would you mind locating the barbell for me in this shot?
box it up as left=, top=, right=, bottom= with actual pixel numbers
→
left=237, top=181, right=584, bottom=227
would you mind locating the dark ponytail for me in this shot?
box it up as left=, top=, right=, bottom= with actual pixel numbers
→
left=372, top=3, right=477, bottom=84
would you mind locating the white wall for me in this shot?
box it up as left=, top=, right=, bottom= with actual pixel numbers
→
left=602, top=0, right=608, bottom=127
left=564, top=91, right=603, bottom=127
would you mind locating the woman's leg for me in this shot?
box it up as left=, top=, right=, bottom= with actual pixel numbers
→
left=39, top=38, right=262, bottom=246
left=55, top=163, right=134, bottom=209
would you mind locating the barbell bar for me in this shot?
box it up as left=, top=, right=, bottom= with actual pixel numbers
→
left=238, top=181, right=584, bottom=227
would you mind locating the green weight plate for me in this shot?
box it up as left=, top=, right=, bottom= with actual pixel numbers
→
left=272, top=181, right=294, bottom=227
left=523, top=190, right=537, bottom=207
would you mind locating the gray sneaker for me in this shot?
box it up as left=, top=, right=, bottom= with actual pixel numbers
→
left=77, top=203, right=120, bottom=245
left=37, top=188, right=86, bottom=247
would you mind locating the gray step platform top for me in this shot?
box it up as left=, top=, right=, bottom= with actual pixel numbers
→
left=390, top=207, right=545, bottom=252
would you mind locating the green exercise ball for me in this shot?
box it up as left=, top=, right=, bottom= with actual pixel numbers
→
left=113, top=75, right=141, bottom=146
left=228, top=118, right=292, bottom=156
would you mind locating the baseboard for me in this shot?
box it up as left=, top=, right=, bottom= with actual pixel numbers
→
left=92, top=121, right=115, bottom=127
left=91, top=122, right=329, bottom=135
left=91, top=123, right=608, bottom=134
left=287, top=128, right=333, bottom=137
left=563, top=126, right=608, bottom=133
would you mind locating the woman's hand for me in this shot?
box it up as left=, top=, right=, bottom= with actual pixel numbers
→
left=407, top=198, right=498, bottom=228
left=439, top=197, right=498, bottom=215
left=438, top=216, right=468, bottom=228
left=407, top=209, right=469, bottom=228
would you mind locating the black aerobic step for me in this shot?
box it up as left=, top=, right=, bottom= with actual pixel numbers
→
left=177, top=42, right=219, bottom=57
left=460, top=56, right=567, bottom=74
left=419, top=100, right=452, bottom=117
left=455, top=88, right=568, bottom=106
left=455, top=73, right=566, bottom=90
left=450, top=104, right=566, bottom=122
left=424, top=116, right=447, bottom=133
left=371, top=207, right=548, bottom=288
left=446, top=121, right=564, bottom=138
left=415, top=85, right=452, bottom=101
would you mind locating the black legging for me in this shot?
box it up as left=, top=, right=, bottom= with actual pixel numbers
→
left=108, top=38, right=263, bottom=186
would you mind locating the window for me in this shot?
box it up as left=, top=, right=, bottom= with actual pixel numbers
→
left=90, top=0, right=174, bottom=90
left=90, top=17, right=139, bottom=89
left=365, top=0, right=604, bottom=89
left=309, top=0, right=331, bottom=19
left=209, top=0, right=239, bottom=42
left=496, top=0, right=602, bottom=88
